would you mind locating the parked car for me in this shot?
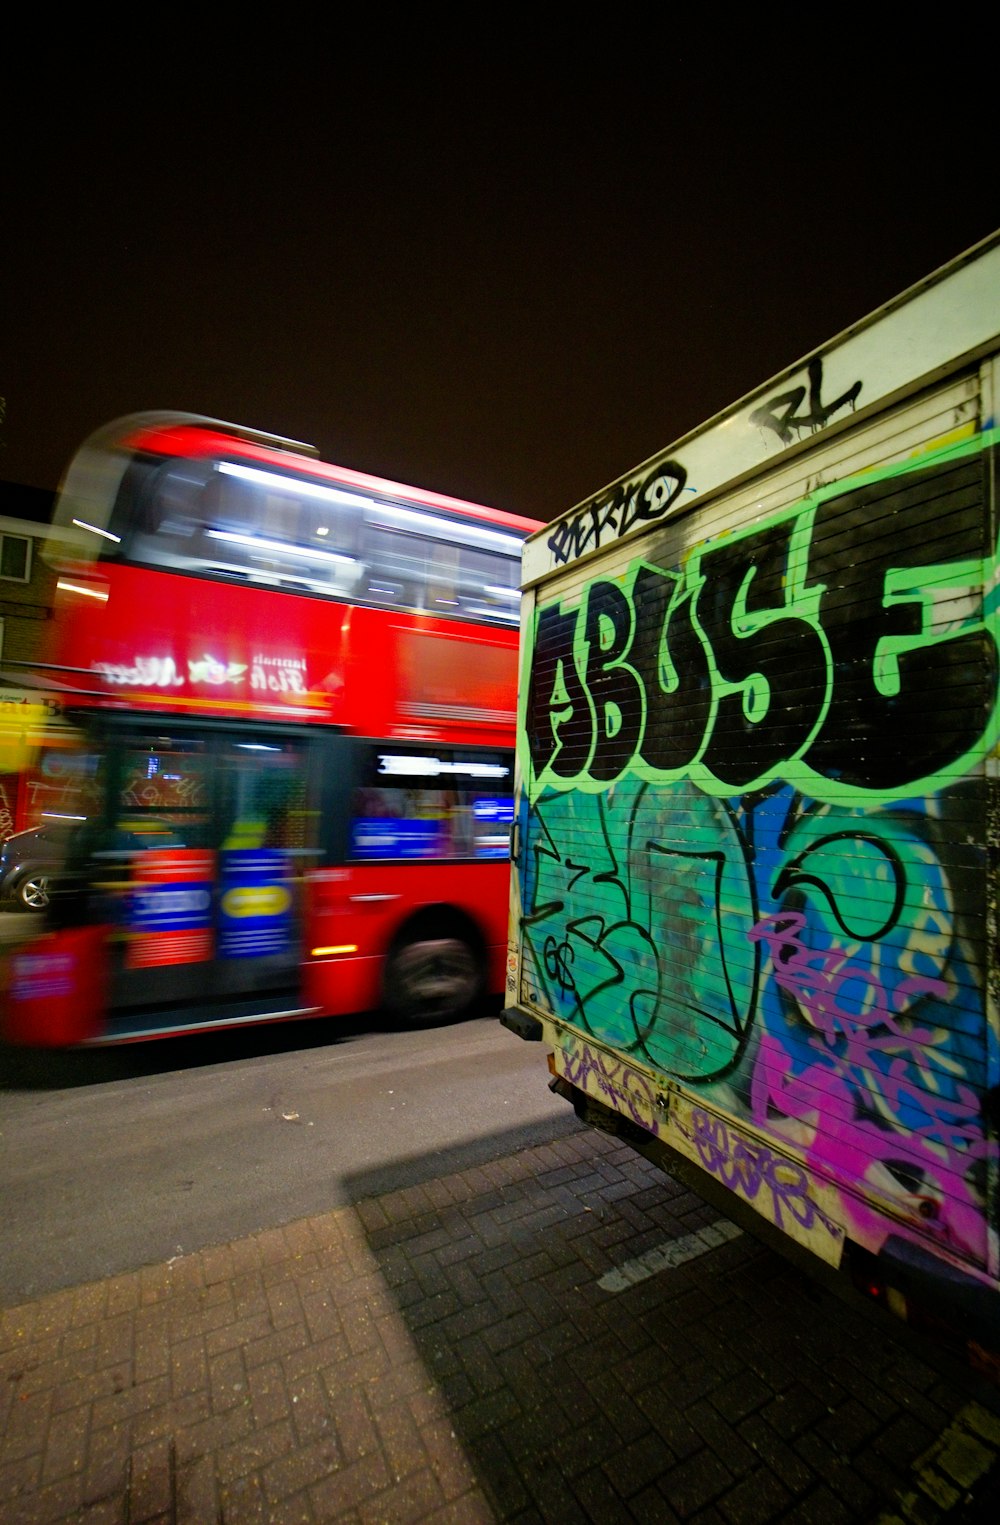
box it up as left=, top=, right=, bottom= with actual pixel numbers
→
left=0, top=820, right=78, bottom=912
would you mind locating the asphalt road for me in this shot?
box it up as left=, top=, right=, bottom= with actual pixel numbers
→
left=0, top=999, right=578, bottom=1304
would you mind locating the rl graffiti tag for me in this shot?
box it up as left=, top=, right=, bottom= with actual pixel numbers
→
left=749, top=357, right=863, bottom=446
left=543, top=356, right=863, bottom=571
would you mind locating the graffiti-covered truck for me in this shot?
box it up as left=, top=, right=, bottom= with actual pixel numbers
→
left=502, top=231, right=1000, bottom=1365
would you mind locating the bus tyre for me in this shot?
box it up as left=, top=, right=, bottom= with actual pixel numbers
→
left=383, top=930, right=485, bottom=1027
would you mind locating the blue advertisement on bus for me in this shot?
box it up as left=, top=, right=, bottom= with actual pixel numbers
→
left=218, top=849, right=294, bottom=958
left=127, top=850, right=215, bottom=969
left=350, top=817, right=442, bottom=859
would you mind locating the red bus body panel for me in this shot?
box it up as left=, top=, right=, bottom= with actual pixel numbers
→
left=303, top=860, right=510, bottom=1017
left=49, top=564, right=518, bottom=745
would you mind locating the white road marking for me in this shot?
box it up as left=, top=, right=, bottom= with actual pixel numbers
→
left=598, top=1219, right=743, bottom=1292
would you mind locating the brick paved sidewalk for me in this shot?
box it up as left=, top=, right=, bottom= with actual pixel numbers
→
left=2, top=1128, right=999, bottom=1524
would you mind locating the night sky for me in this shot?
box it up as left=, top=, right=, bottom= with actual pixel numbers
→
left=4, top=27, right=997, bottom=524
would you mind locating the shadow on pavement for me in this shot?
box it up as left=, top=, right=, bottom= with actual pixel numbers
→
left=346, top=1129, right=1000, bottom=1523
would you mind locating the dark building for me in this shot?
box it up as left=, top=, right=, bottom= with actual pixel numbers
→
left=0, top=482, right=59, bottom=674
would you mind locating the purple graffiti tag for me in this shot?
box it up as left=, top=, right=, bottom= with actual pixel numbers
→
left=750, top=1031, right=994, bottom=1265
left=561, top=1038, right=661, bottom=1134
left=684, top=1107, right=818, bottom=1234
left=747, top=911, right=949, bottom=1051
left=745, top=902, right=997, bottom=1263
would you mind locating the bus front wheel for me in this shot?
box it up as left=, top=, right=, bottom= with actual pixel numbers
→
left=383, top=928, right=485, bottom=1026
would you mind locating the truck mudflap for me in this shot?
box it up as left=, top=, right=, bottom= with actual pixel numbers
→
left=500, top=1003, right=544, bottom=1041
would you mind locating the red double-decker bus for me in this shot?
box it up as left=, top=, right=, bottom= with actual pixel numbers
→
left=1, top=412, right=540, bottom=1046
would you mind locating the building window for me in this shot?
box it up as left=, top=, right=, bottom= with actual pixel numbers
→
left=0, top=534, right=31, bottom=583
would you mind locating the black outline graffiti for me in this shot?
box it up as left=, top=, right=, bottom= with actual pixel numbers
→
left=749, top=357, right=862, bottom=445
left=772, top=829, right=907, bottom=941
left=543, top=935, right=577, bottom=998
left=522, top=781, right=761, bottom=1081
left=547, top=463, right=688, bottom=566
left=528, top=452, right=995, bottom=796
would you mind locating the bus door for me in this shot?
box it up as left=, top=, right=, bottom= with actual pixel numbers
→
left=91, top=724, right=320, bottom=1020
